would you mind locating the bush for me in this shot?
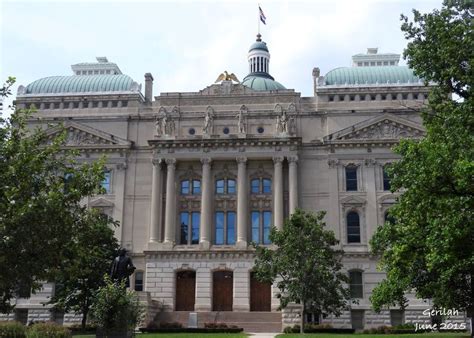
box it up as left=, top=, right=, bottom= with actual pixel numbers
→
left=27, top=322, right=71, bottom=338
left=304, top=323, right=333, bottom=331
left=0, top=321, right=27, bottom=338
left=158, top=322, right=183, bottom=329
left=204, top=322, right=230, bottom=329
left=90, top=275, right=144, bottom=333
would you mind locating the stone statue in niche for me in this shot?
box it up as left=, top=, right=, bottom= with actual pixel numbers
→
left=203, top=107, right=214, bottom=135
left=155, top=115, right=163, bottom=136
left=276, top=110, right=289, bottom=134
left=236, top=106, right=247, bottom=134
left=162, top=114, right=175, bottom=136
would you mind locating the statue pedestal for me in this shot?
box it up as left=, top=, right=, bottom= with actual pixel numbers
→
left=276, top=132, right=289, bottom=138
left=238, top=133, right=247, bottom=139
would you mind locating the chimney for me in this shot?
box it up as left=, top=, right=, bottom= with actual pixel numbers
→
left=144, top=73, right=154, bottom=104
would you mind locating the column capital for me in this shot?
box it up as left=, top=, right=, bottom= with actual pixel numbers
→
left=152, top=158, right=162, bottom=166
left=236, top=156, right=247, bottom=164
left=201, top=157, right=212, bottom=165
left=288, top=155, right=299, bottom=163
left=165, top=158, right=177, bottom=166
left=273, top=156, right=284, bottom=164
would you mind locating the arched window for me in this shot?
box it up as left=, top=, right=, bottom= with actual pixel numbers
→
left=181, top=179, right=201, bottom=195
left=345, top=166, right=358, bottom=191
left=251, top=178, right=272, bottom=194
left=383, top=166, right=391, bottom=191
left=347, top=211, right=361, bottom=243
left=216, top=178, right=236, bottom=195
left=349, top=270, right=363, bottom=298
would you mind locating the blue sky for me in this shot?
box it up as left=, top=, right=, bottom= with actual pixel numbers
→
left=1, top=0, right=441, bottom=110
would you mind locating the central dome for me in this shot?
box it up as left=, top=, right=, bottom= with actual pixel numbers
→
left=242, top=34, right=286, bottom=91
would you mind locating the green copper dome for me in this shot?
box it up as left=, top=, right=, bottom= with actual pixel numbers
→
left=25, top=74, right=136, bottom=94
left=249, top=41, right=269, bottom=52
left=242, top=74, right=286, bottom=91
left=324, top=66, right=421, bottom=85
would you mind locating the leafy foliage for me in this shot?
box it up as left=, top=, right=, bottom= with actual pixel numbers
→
left=370, top=0, right=473, bottom=319
left=253, top=209, right=350, bottom=333
left=0, top=78, right=113, bottom=312
left=27, top=322, right=71, bottom=338
left=0, top=321, right=27, bottom=338
left=91, top=275, right=144, bottom=332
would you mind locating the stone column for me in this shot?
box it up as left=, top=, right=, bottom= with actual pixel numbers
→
left=288, top=156, right=298, bottom=215
left=149, top=159, right=162, bottom=247
left=273, top=156, right=284, bottom=230
left=200, top=158, right=212, bottom=249
left=163, top=158, right=176, bottom=246
left=236, top=157, right=248, bottom=248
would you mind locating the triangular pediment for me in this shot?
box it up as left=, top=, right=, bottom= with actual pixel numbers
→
left=324, top=114, right=425, bottom=143
left=44, top=121, right=132, bottom=148
left=340, top=195, right=366, bottom=206
left=89, top=197, right=115, bottom=208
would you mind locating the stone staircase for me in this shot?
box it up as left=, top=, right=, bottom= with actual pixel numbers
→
left=156, top=311, right=282, bottom=332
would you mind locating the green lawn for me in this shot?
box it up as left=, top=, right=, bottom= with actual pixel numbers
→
left=277, top=333, right=470, bottom=338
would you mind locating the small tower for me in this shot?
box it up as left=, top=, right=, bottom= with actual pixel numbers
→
left=248, top=33, right=271, bottom=75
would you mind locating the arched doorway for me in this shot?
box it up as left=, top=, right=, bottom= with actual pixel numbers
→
left=212, top=270, right=233, bottom=311
left=176, top=270, right=196, bottom=311
left=250, top=272, right=271, bottom=311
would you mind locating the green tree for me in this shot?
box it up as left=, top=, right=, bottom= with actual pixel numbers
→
left=253, top=209, right=351, bottom=334
left=0, top=78, right=112, bottom=313
left=370, top=0, right=474, bottom=327
left=49, top=210, right=119, bottom=329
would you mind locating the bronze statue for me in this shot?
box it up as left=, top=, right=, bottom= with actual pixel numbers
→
left=110, top=248, right=136, bottom=287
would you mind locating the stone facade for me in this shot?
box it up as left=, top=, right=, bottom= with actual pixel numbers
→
left=8, top=42, right=469, bottom=332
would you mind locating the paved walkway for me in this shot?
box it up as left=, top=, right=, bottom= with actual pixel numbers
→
left=248, top=333, right=278, bottom=338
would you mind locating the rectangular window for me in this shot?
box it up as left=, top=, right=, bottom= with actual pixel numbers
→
left=192, top=179, right=201, bottom=194
left=251, top=179, right=260, bottom=194
left=346, top=167, right=358, bottom=191
left=216, top=179, right=225, bottom=194
left=215, top=212, right=224, bottom=245
left=390, top=310, right=404, bottom=326
left=383, top=167, right=391, bottom=191
left=262, top=179, right=272, bottom=194
left=101, top=171, right=111, bottom=194
left=263, top=211, right=272, bottom=244
left=349, top=271, right=363, bottom=298
left=181, top=180, right=190, bottom=194
left=251, top=211, right=260, bottom=243
left=227, top=211, right=236, bottom=244
left=191, top=212, right=200, bottom=245
left=227, top=179, right=236, bottom=194
left=134, top=271, right=144, bottom=291
left=180, top=212, right=189, bottom=244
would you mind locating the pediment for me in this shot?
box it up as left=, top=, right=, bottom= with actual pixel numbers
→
left=89, top=197, right=115, bottom=208
left=324, top=114, right=425, bottom=143
left=44, top=121, right=132, bottom=149
left=340, top=195, right=366, bottom=206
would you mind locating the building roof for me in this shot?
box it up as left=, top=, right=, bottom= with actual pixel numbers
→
left=248, top=41, right=269, bottom=53
left=25, top=74, right=137, bottom=94
left=323, top=66, right=421, bottom=86
left=241, top=74, right=286, bottom=91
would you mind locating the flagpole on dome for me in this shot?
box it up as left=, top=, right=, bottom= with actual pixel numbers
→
left=257, top=4, right=266, bottom=41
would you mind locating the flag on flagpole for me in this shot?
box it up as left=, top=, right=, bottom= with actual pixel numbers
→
left=259, top=6, right=266, bottom=25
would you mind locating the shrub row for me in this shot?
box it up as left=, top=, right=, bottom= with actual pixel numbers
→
left=283, top=324, right=354, bottom=334
left=0, top=321, right=71, bottom=338
left=139, top=327, right=244, bottom=333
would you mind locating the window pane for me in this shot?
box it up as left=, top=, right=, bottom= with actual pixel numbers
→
left=193, top=179, right=201, bottom=194
left=251, top=179, right=260, bottom=194
left=216, top=179, right=225, bottom=194
left=227, top=212, right=236, bottom=244
left=346, top=167, right=358, bottom=191
left=101, top=171, right=111, bottom=194
left=227, top=179, right=236, bottom=194
left=349, top=271, right=363, bottom=298
left=181, top=180, right=190, bottom=194
left=263, top=179, right=272, bottom=194
left=180, top=212, right=188, bottom=244
left=383, top=168, right=391, bottom=191
left=251, top=211, right=260, bottom=243
left=135, top=271, right=143, bottom=291
left=215, top=212, right=224, bottom=245
left=347, top=212, right=360, bottom=243
left=263, top=211, right=272, bottom=244
left=191, top=212, right=200, bottom=245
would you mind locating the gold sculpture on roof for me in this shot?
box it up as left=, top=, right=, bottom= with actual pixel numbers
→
left=215, top=71, right=240, bottom=83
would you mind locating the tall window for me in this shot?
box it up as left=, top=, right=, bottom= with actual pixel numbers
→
left=101, top=170, right=111, bottom=194
left=215, top=179, right=236, bottom=194
left=346, top=166, right=358, bottom=191
left=180, top=212, right=200, bottom=245
left=349, top=271, right=363, bottom=298
left=251, top=211, right=272, bottom=244
left=180, top=179, right=201, bottom=195
left=347, top=211, right=361, bottom=243
left=251, top=178, right=272, bottom=194
left=215, top=211, right=236, bottom=245
left=383, top=166, right=391, bottom=191
left=134, top=271, right=144, bottom=291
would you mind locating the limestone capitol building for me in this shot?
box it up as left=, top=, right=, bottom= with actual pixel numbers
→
left=5, top=33, right=466, bottom=331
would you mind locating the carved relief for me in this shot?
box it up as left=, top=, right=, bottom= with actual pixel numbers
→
left=342, top=121, right=420, bottom=140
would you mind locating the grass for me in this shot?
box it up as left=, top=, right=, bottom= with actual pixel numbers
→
left=277, top=333, right=470, bottom=338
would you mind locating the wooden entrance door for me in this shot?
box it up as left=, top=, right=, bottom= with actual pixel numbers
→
left=176, top=271, right=196, bottom=311
left=250, top=272, right=271, bottom=311
left=212, top=271, right=233, bottom=311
